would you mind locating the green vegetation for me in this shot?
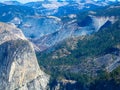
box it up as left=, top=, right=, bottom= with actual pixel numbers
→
left=37, top=19, right=120, bottom=66
left=90, top=67, right=120, bottom=90
left=36, top=6, right=120, bottom=90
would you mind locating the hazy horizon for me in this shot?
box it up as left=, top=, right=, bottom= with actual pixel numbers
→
left=0, top=0, right=118, bottom=4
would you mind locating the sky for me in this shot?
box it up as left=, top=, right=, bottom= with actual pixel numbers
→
left=0, top=0, right=119, bottom=4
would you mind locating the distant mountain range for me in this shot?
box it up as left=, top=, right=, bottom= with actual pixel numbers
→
left=0, top=0, right=119, bottom=5
left=0, top=0, right=119, bottom=51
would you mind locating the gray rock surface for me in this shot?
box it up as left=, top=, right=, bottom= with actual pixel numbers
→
left=0, top=22, right=49, bottom=90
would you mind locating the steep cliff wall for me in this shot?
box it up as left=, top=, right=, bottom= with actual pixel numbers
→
left=0, top=22, right=49, bottom=90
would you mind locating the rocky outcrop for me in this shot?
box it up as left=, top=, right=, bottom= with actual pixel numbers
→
left=92, top=16, right=117, bottom=31
left=0, top=22, right=49, bottom=90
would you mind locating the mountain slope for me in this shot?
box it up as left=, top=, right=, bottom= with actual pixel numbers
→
left=36, top=17, right=120, bottom=89
left=0, top=22, right=49, bottom=90
left=0, top=2, right=119, bottom=52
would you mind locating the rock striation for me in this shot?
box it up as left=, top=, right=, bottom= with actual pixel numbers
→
left=0, top=22, right=49, bottom=90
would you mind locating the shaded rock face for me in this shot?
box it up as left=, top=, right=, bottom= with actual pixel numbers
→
left=0, top=22, right=49, bottom=90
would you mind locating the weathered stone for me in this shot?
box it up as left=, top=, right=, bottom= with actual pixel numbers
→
left=0, top=22, right=49, bottom=90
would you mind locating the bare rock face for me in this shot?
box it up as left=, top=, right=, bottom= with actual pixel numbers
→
left=0, top=22, right=49, bottom=90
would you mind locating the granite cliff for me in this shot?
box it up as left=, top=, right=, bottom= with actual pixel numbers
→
left=0, top=22, right=49, bottom=90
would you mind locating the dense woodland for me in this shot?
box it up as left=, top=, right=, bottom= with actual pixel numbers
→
left=36, top=6, right=120, bottom=90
